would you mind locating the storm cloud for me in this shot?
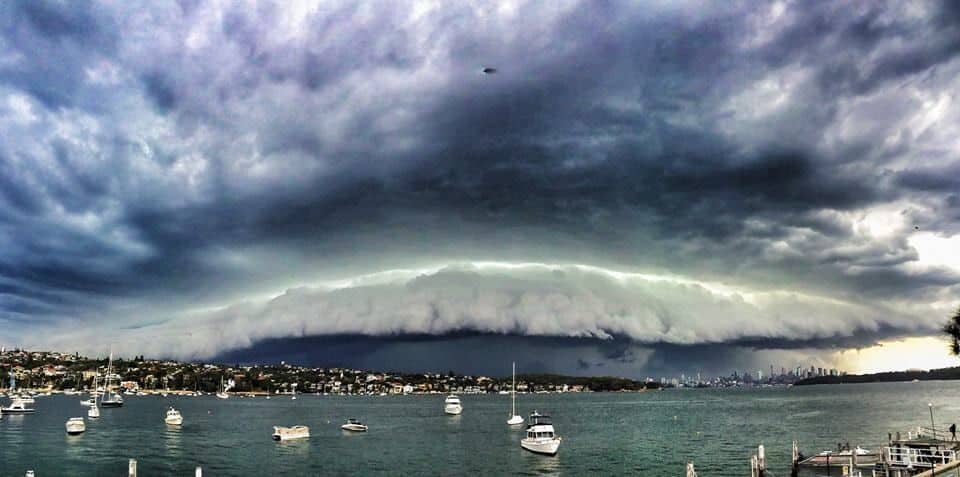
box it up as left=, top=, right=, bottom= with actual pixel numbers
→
left=1, top=1, right=959, bottom=374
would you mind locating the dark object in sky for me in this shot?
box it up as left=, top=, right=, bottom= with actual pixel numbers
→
left=482, top=67, right=497, bottom=74
left=915, top=226, right=920, bottom=230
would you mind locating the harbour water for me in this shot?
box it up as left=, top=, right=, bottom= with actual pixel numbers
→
left=3, top=381, right=960, bottom=475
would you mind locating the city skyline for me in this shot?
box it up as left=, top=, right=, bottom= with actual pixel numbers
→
left=1, top=1, right=960, bottom=377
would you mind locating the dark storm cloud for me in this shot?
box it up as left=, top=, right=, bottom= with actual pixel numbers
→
left=1, top=1, right=959, bottom=371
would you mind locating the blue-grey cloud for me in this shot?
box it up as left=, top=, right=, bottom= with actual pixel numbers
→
left=1, top=0, right=959, bottom=375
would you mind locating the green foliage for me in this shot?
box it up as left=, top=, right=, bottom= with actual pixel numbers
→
left=943, top=306, right=960, bottom=356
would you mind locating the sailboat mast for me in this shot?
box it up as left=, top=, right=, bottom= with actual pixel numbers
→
left=107, top=351, right=113, bottom=398
left=511, top=361, right=516, bottom=416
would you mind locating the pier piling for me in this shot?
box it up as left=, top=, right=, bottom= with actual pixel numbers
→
left=196, top=466, right=202, bottom=477
left=686, top=462, right=697, bottom=477
left=128, top=459, right=137, bottom=477
left=791, top=440, right=800, bottom=477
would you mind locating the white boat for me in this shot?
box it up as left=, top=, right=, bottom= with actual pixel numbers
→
left=2, top=398, right=36, bottom=414
left=165, top=407, right=183, bottom=425
left=87, top=373, right=100, bottom=418
left=507, top=362, right=524, bottom=426
left=216, top=376, right=229, bottom=399
left=521, top=411, right=562, bottom=455
left=341, top=418, right=368, bottom=432
left=272, top=425, right=310, bottom=441
left=100, top=351, right=124, bottom=408
left=65, top=417, right=86, bottom=435
left=444, top=394, right=462, bottom=415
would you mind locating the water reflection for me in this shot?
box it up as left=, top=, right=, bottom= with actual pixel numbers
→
left=163, top=424, right=183, bottom=459
left=527, top=453, right=561, bottom=476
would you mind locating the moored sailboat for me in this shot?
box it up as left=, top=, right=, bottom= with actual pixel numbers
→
left=100, top=351, right=124, bottom=408
left=507, top=362, right=523, bottom=425
left=87, top=373, right=100, bottom=418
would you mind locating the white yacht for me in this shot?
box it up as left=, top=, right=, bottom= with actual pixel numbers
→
left=100, top=351, right=123, bottom=408
left=164, top=407, right=183, bottom=425
left=507, top=362, right=524, bottom=425
left=521, top=411, right=562, bottom=455
left=272, top=425, right=310, bottom=441
left=2, top=398, right=36, bottom=414
left=444, top=394, right=463, bottom=415
left=87, top=373, right=100, bottom=419
left=216, top=376, right=229, bottom=399
left=341, top=418, right=368, bottom=432
left=65, top=417, right=86, bottom=435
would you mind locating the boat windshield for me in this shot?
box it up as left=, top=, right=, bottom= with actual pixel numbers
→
left=530, top=415, right=552, bottom=426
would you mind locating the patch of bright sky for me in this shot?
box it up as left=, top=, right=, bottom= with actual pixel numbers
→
left=833, top=336, right=958, bottom=374
left=909, top=233, right=960, bottom=272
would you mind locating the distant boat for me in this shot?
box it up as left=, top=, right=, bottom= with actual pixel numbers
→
left=65, top=417, right=85, bottom=434
left=444, top=395, right=462, bottom=415
left=100, top=351, right=124, bottom=408
left=341, top=418, right=368, bottom=432
left=272, top=425, right=310, bottom=441
left=88, top=373, right=100, bottom=419
left=507, top=362, right=524, bottom=426
left=521, top=411, right=562, bottom=455
left=164, top=407, right=183, bottom=426
left=2, top=398, right=36, bottom=414
left=65, top=417, right=86, bottom=435
left=216, top=376, right=229, bottom=399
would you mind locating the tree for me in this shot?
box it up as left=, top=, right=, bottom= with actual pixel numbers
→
left=943, top=307, right=960, bottom=356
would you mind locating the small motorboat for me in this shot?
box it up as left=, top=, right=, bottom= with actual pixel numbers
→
left=444, top=395, right=462, bottom=415
left=65, top=417, right=86, bottom=435
left=88, top=404, right=99, bottom=418
left=521, top=411, right=562, bottom=455
left=341, top=418, right=368, bottom=432
left=165, top=407, right=183, bottom=425
left=2, top=398, right=36, bottom=414
left=272, top=425, right=310, bottom=441
left=80, top=397, right=95, bottom=407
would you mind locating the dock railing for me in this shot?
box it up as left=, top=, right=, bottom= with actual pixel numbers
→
left=886, top=446, right=956, bottom=469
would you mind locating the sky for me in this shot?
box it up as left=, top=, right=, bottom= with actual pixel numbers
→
left=1, top=0, right=960, bottom=378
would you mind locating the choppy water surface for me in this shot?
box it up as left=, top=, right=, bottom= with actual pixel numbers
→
left=3, top=381, right=960, bottom=475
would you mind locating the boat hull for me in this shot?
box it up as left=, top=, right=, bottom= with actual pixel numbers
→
left=100, top=401, right=123, bottom=408
left=444, top=405, right=462, bottom=415
left=165, top=417, right=183, bottom=425
left=507, top=415, right=524, bottom=425
left=272, top=426, right=310, bottom=441
left=341, top=424, right=368, bottom=432
left=65, top=418, right=85, bottom=435
left=521, top=437, right=562, bottom=456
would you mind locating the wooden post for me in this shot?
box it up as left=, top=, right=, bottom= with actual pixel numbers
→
left=128, top=459, right=137, bottom=477
left=686, top=461, right=696, bottom=477
left=195, top=466, right=202, bottom=477
left=751, top=455, right=759, bottom=477
left=758, top=444, right=766, bottom=476
left=792, top=440, right=800, bottom=477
